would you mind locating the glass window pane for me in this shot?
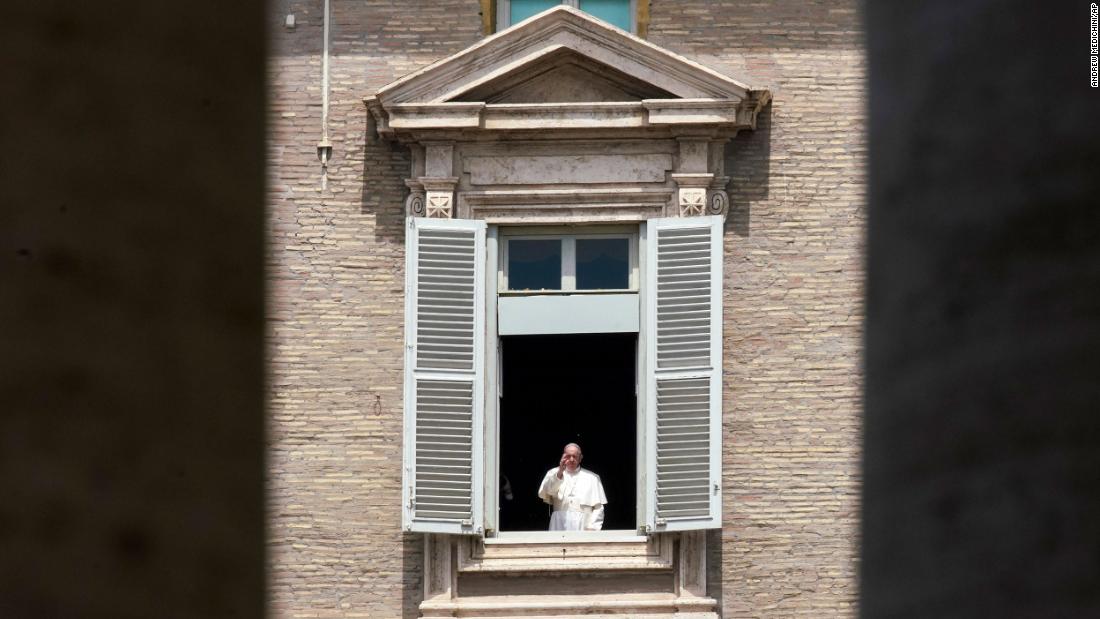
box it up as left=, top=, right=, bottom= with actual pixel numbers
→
left=576, top=238, right=629, bottom=290
left=508, top=239, right=562, bottom=290
left=510, top=0, right=561, bottom=25
left=579, top=0, right=632, bottom=31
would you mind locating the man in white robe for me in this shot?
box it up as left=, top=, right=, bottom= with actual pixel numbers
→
left=537, top=443, right=608, bottom=531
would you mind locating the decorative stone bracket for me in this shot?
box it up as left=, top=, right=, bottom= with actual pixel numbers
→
left=422, top=177, right=458, bottom=219
left=668, top=137, right=731, bottom=218
left=672, top=174, right=713, bottom=217
left=709, top=176, right=730, bottom=217
left=404, top=179, right=426, bottom=217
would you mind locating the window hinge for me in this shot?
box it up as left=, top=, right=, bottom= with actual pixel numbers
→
left=714, top=483, right=720, bottom=495
left=461, top=519, right=473, bottom=528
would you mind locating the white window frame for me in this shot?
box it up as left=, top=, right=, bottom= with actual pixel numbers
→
left=486, top=224, right=643, bottom=538
left=497, top=0, right=637, bottom=34
left=499, top=226, right=639, bottom=295
left=406, top=218, right=722, bottom=541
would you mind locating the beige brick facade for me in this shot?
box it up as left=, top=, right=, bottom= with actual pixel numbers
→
left=268, top=1, right=864, bottom=616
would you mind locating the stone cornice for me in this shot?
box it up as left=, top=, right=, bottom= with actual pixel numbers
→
left=369, top=98, right=766, bottom=137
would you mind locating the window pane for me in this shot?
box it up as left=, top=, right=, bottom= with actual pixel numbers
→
left=508, top=239, right=562, bottom=290
left=510, top=0, right=561, bottom=25
left=576, top=238, right=629, bottom=290
left=579, top=0, right=632, bottom=31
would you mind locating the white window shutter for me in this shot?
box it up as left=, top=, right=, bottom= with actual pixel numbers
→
left=403, top=217, right=486, bottom=535
left=643, top=216, right=723, bottom=531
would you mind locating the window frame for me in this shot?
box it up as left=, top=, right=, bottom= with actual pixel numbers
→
left=495, top=0, right=639, bottom=34
left=405, top=218, right=723, bottom=539
left=499, top=227, right=640, bottom=295
left=485, top=223, right=645, bottom=538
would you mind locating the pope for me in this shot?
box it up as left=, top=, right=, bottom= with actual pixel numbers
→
left=537, top=442, right=608, bottom=531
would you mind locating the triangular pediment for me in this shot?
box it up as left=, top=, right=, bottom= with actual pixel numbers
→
left=374, top=5, right=753, bottom=105
left=366, top=6, right=770, bottom=136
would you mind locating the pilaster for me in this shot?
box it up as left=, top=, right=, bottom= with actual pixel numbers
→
left=422, top=534, right=456, bottom=617
left=421, top=142, right=457, bottom=219
left=676, top=530, right=708, bottom=604
left=672, top=137, right=716, bottom=217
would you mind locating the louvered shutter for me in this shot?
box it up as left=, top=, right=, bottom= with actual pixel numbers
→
left=403, top=217, right=486, bottom=535
left=642, top=216, right=723, bottom=531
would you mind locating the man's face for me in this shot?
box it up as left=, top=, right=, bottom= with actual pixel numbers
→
left=562, top=445, right=582, bottom=472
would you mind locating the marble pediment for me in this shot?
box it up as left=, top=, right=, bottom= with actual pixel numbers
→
left=366, top=5, right=770, bottom=138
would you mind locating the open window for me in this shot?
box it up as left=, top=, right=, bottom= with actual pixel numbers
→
left=493, top=225, right=641, bottom=535
left=497, top=332, right=637, bottom=532
left=402, top=216, right=723, bottom=536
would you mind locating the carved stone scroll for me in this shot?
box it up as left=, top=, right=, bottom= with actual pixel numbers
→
left=404, top=179, right=426, bottom=217
left=708, top=174, right=730, bottom=217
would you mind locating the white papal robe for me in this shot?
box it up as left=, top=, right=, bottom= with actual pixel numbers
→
left=537, top=467, right=608, bottom=531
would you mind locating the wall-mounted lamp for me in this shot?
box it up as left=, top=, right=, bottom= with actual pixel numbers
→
left=317, top=137, right=333, bottom=167
left=285, top=14, right=296, bottom=29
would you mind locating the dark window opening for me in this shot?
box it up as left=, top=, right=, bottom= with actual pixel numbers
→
left=507, top=239, right=561, bottom=291
left=576, top=238, right=629, bottom=290
left=498, top=333, right=637, bottom=531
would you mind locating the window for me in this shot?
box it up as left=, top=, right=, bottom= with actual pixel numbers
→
left=505, top=239, right=561, bottom=291
left=501, top=230, right=638, bottom=293
left=496, top=0, right=636, bottom=33
left=402, top=216, right=723, bottom=537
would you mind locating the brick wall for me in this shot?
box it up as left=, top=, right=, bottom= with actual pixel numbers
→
left=647, top=3, right=866, bottom=615
left=268, top=1, right=863, bottom=616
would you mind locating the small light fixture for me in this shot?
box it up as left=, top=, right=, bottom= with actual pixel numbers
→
left=317, top=137, right=333, bottom=167
left=285, top=14, right=296, bottom=29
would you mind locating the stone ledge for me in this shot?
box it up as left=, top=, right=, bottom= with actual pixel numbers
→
left=421, top=592, right=717, bottom=617
left=457, top=534, right=674, bottom=572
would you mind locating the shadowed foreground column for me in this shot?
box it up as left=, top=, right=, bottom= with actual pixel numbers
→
left=863, top=1, right=1100, bottom=617
left=0, top=1, right=265, bottom=617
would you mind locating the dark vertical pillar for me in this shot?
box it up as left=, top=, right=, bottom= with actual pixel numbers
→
left=864, top=1, right=1100, bottom=616
left=0, top=1, right=265, bottom=617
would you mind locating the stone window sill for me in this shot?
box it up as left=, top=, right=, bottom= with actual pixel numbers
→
left=458, top=531, right=673, bottom=572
